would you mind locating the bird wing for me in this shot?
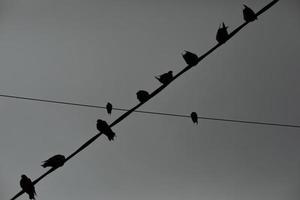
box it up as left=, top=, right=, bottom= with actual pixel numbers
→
left=20, top=178, right=26, bottom=189
left=20, top=177, right=34, bottom=192
left=43, top=156, right=56, bottom=163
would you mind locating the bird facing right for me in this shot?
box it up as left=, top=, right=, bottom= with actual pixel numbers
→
left=182, top=51, right=199, bottom=66
left=243, top=4, right=257, bottom=22
left=155, top=71, right=173, bottom=85
left=41, top=154, right=66, bottom=169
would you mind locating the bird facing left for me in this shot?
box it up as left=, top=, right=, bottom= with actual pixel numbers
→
left=20, top=175, right=36, bottom=200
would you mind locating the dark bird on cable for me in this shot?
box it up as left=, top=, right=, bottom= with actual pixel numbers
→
left=182, top=51, right=199, bottom=66
left=106, top=102, right=113, bottom=115
left=155, top=71, right=173, bottom=85
left=216, top=23, right=229, bottom=44
left=190, top=112, right=198, bottom=124
left=97, top=119, right=116, bottom=141
left=20, top=175, right=36, bottom=200
left=41, top=154, right=65, bottom=168
left=243, top=5, right=257, bottom=22
left=136, top=90, right=150, bottom=103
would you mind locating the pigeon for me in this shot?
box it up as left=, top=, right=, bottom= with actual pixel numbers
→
left=243, top=5, right=257, bottom=22
left=106, top=102, right=113, bottom=115
left=216, top=23, right=229, bottom=44
left=20, top=175, right=36, bottom=200
left=190, top=112, right=198, bottom=124
left=136, top=90, right=150, bottom=103
left=155, top=71, right=173, bottom=85
left=97, top=119, right=116, bottom=141
left=41, top=154, right=65, bottom=168
left=182, top=51, right=199, bottom=66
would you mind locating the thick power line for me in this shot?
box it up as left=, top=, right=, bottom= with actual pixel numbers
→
left=10, top=1, right=281, bottom=199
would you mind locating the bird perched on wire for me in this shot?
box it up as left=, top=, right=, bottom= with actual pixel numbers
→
left=106, top=102, right=113, bottom=115
left=155, top=71, right=173, bottom=85
left=216, top=23, right=229, bottom=44
left=97, top=119, right=116, bottom=141
left=20, top=175, right=36, bottom=200
left=41, top=154, right=65, bottom=169
left=136, top=90, right=150, bottom=103
left=182, top=51, right=199, bottom=66
left=243, top=5, right=257, bottom=22
left=190, top=112, right=198, bottom=124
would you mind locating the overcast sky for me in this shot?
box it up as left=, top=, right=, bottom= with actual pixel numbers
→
left=0, top=1, right=300, bottom=200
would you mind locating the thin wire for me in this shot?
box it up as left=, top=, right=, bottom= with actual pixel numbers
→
left=1, top=93, right=299, bottom=128
left=10, top=1, right=281, bottom=199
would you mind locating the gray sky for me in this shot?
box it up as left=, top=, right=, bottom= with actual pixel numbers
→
left=0, top=0, right=300, bottom=200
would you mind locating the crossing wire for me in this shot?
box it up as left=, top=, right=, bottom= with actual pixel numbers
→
left=0, top=93, right=299, bottom=129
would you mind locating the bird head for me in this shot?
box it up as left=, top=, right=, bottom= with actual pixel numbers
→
left=21, top=174, right=26, bottom=178
left=168, top=71, right=173, bottom=75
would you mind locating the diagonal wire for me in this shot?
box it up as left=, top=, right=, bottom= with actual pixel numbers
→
left=0, top=93, right=300, bottom=128
left=10, top=1, right=281, bottom=199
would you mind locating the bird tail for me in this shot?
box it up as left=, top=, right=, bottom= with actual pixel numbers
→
left=29, top=192, right=36, bottom=200
left=108, top=130, right=116, bottom=141
left=41, top=162, right=48, bottom=168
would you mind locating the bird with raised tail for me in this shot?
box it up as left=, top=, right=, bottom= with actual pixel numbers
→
left=243, top=4, right=257, bottom=22
left=216, top=23, right=229, bottom=44
left=182, top=51, right=199, bottom=66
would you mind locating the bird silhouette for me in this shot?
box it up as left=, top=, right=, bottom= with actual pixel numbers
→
left=190, top=112, right=198, bottom=124
left=106, top=102, right=113, bottom=115
left=182, top=51, right=199, bottom=66
left=243, top=5, right=257, bottom=22
left=216, top=23, right=229, bottom=44
left=155, top=71, right=173, bottom=85
left=97, top=119, right=116, bottom=141
left=20, top=175, right=36, bottom=200
left=136, top=90, right=150, bottom=103
left=41, top=154, right=65, bottom=168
